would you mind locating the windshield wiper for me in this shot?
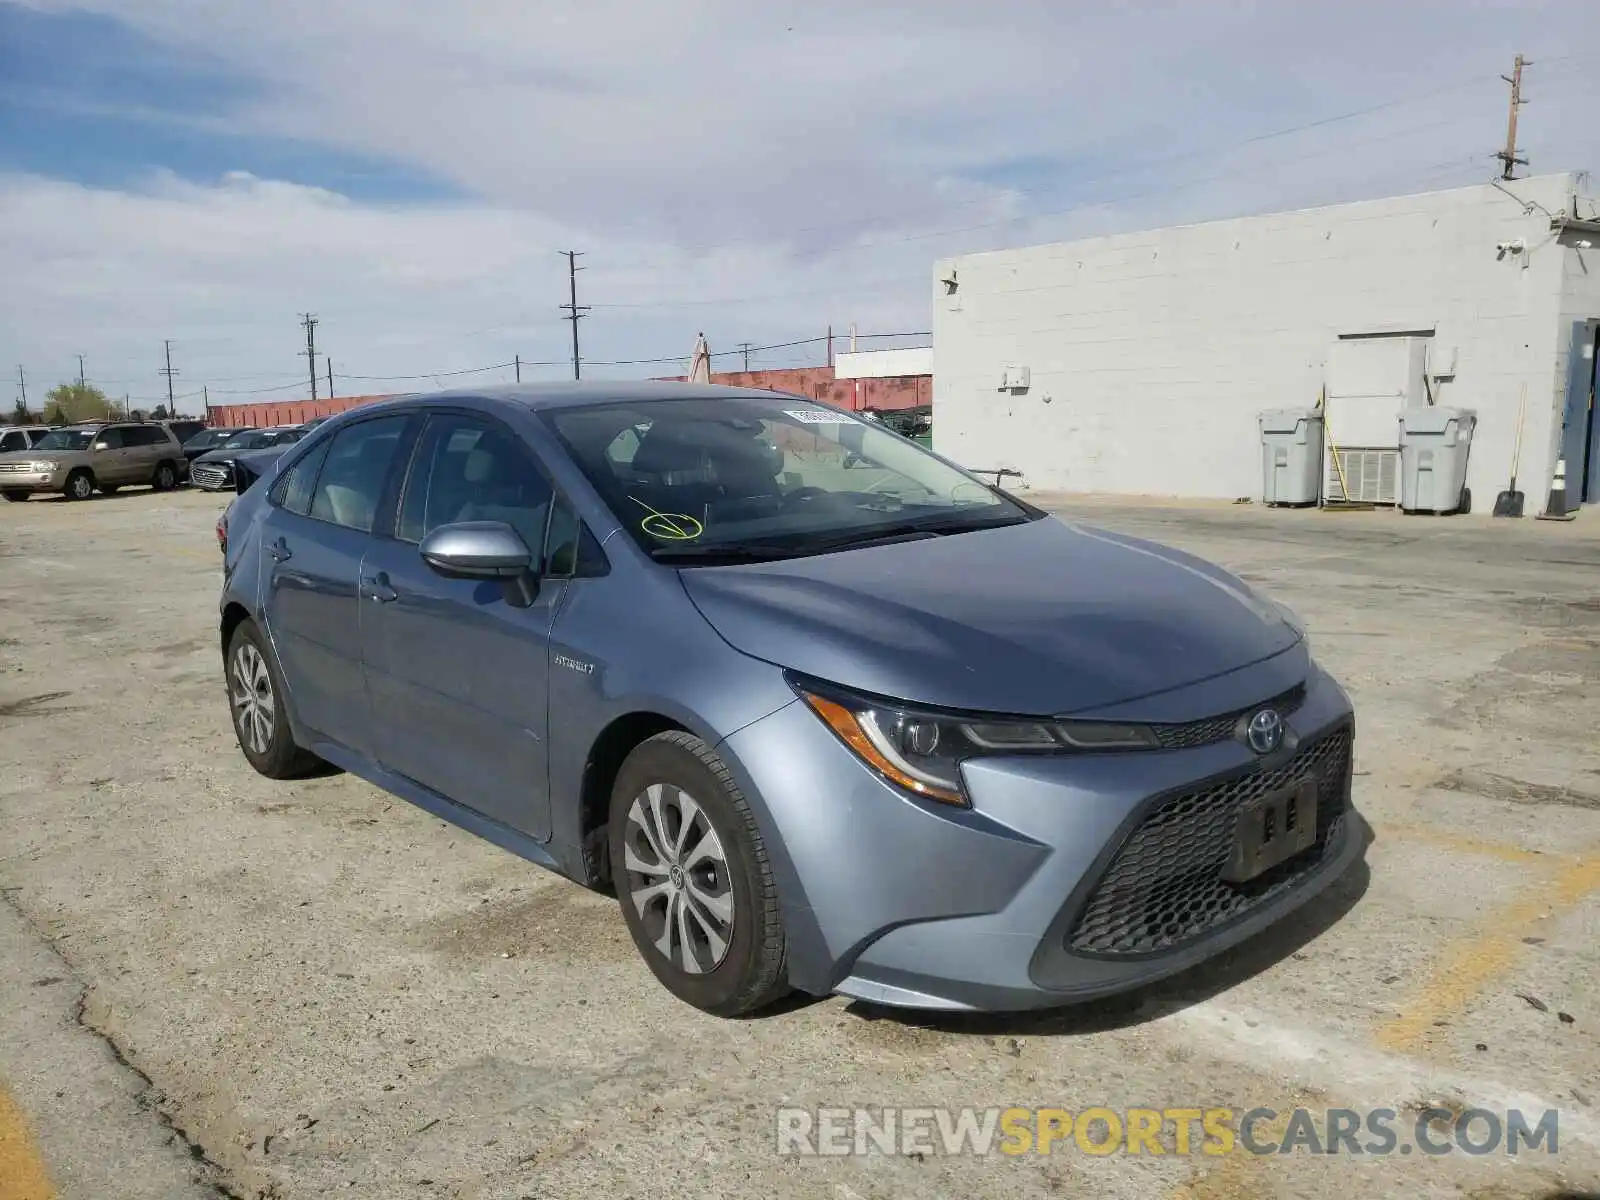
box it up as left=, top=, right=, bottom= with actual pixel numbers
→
left=801, top=512, right=1030, bottom=554
left=648, top=542, right=802, bottom=563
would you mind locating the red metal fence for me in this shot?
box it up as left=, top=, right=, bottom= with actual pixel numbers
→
left=205, top=367, right=929, bottom=427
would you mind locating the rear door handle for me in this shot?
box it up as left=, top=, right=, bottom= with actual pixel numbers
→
left=360, top=573, right=398, bottom=603
left=268, top=537, right=292, bottom=562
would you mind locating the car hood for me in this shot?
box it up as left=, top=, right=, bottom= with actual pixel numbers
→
left=0, top=447, right=76, bottom=464
left=678, top=515, right=1302, bottom=715
left=192, top=447, right=254, bottom=464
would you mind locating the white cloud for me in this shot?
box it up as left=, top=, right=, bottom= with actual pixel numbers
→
left=2, top=0, right=1597, bottom=408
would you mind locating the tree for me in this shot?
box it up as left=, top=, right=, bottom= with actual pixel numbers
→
left=152, top=404, right=170, bottom=420
left=42, top=381, right=114, bottom=424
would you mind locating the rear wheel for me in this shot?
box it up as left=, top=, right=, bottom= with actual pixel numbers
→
left=609, top=731, right=789, bottom=1017
left=64, top=470, right=94, bottom=501
left=225, top=619, right=321, bottom=779
left=152, top=461, right=177, bottom=491
left=2, top=490, right=27, bottom=502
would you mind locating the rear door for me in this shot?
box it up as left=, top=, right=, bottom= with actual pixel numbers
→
left=258, top=413, right=415, bottom=756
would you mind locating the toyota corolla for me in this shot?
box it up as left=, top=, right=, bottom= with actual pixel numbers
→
left=217, top=383, right=1362, bottom=1016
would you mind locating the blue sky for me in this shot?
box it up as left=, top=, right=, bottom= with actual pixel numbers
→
left=1, top=0, right=1597, bottom=413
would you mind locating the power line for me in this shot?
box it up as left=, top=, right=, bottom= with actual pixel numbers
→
left=560, top=251, right=590, bottom=381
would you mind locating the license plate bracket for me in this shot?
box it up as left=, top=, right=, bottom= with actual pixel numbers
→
left=1222, top=778, right=1318, bottom=883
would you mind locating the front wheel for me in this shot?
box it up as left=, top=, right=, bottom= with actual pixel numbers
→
left=225, top=619, right=321, bottom=779
left=64, top=470, right=94, bottom=501
left=609, top=731, right=789, bottom=1017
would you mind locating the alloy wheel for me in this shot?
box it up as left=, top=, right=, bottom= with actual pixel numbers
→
left=623, top=783, right=735, bottom=975
left=230, top=642, right=276, bottom=755
left=70, top=475, right=92, bottom=499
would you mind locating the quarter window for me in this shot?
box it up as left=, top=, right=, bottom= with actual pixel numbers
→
left=271, top=439, right=332, bottom=516
left=307, top=417, right=409, bottom=533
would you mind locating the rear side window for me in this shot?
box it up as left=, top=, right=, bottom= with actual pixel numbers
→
left=271, top=439, right=332, bottom=516
left=309, top=417, right=409, bottom=533
left=125, top=426, right=165, bottom=446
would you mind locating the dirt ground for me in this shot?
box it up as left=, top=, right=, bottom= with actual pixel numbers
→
left=2, top=486, right=1599, bottom=1200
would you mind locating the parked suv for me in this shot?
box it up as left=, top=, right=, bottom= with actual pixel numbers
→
left=0, top=425, right=53, bottom=454
left=0, top=421, right=187, bottom=501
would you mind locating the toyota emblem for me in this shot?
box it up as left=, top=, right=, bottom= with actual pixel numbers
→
left=1246, top=708, right=1285, bottom=755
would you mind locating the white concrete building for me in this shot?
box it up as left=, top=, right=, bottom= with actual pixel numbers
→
left=933, top=173, right=1600, bottom=515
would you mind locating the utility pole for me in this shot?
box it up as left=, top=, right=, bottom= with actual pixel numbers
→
left=160, top=339, right=179, bottom=416
left=203, top=385, right=209, bottom=424
left=16, top=366, right=25, bottom=412
left=1498, top=54, right=1531, bottom=180
left=739, top=342, right=753, bottom=372
left=514, top=354, right=521, bottom=383
left=559, top=251, right=589, bottom=381
left=76, top=354, right=86, bottom=386
left=300, top=313, right=320, bottom=403
left=326, top=358, right=334, bottom=400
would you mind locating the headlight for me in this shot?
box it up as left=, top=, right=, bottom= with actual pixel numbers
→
left=791, top=676, right=1159, bottom=807
left=29, top=461, right=57, bottom=472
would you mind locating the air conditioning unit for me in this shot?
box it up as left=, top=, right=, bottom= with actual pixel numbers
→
left=999, top=365, right=1030, bottom=392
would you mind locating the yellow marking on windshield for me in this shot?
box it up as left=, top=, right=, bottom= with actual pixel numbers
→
left=629, top=496, right=703, bottom=541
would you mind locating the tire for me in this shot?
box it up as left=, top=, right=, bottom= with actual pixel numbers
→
left=64, top=470, right=94, bottom=501
left=1457, top=487, right=1472, bottom=515
left=99, top=484, right=120, bottom=496
left=609, top=731, right=789, bottom=1017
left=2, top=490, right=27, bottom=502
left=152, top=461, right=177, bottom=492
left=224, top=619, right=322, bottom=779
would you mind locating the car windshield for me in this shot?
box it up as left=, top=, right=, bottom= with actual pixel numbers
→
left=221, top=431, right=273, bottom=450
left=184, top=430, right=232, bottom=450
left=31, top=429, right=97, bottom=451
left=543, top=395, right=1032, bottom=562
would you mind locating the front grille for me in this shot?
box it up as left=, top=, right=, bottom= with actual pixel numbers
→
left=1148, top=683, right=1306, bottom=751
left=1066, top=725, right=1352, bottom=958
left=0, top=462, right=36, bottom=474
left=191, top=463, right=233, bottom=489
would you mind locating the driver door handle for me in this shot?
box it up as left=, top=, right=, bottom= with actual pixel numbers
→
left=268, top=537, right=292, bottom=562
left=360, top=573, right=398, bottom=603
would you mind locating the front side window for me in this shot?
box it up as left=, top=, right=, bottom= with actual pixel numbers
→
left=308, top=416, right=408, bottom=533
left=397, top=414, right=554, bottom=556
left=0, top=431, right=26, bottom=452
left=94, top=428, right=126, bottom=450
left=543, top=396, right=1032, bottom=562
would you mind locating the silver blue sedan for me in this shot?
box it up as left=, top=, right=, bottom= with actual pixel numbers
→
left=215, top=383, right=1361, bottom=1016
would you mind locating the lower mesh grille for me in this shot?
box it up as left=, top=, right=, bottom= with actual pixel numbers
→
left=191, top=463, right=232, bottom=489
left=1066, top=726, right=1352, bottom=957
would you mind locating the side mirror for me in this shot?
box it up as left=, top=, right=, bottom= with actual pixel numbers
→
left=419, top=521, right=539, bottom=605
left=91, top=441, right=109, bottom=451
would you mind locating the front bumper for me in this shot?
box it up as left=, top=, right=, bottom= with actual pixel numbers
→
left=720, top=654, right=1361, bottom=1012
left=0, top=468, right=67, bottom=492
left=190, top=462, right=235, bottom=491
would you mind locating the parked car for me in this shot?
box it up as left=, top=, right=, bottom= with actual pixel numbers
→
left=181, top=427, right=254, bottom=464
left=189, top=427, right=306, bottom=492
left=0, top=420, right=186, bottom=501
left=217, top=383, right=1359, bottom=1017
left=0, top=425, right=53, bottom=454
left=164, top=418, right=207, bottom=446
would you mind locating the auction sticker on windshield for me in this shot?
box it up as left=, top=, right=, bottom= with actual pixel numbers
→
left=784, top=409, right=853, bottom=424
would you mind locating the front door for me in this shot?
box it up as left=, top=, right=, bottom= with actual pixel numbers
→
left=361, top=411, right=561, bottom=840
left=260, top=414, right=413, bottom=756
left=90, top=427, right=133, bottom=483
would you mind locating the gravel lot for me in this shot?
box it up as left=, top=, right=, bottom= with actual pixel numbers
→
left=2, top=487, right=1599, bottom=1200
